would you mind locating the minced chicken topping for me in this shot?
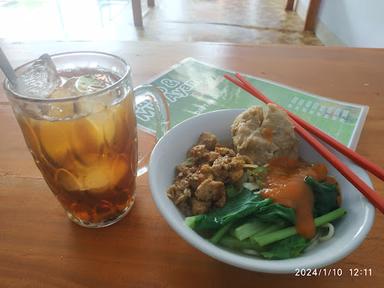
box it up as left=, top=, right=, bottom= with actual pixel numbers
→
left=167, top=132, right=251, bottom=216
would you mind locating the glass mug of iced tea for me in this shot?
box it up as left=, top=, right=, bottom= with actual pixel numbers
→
left=4, top=52, right=169, bottom=228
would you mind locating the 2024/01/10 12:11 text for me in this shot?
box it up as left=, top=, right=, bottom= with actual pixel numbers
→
left=294, top=268, right=373, bottom=277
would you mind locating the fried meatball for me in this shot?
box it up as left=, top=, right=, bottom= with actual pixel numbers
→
left=231, top=104, right=298, bottom=165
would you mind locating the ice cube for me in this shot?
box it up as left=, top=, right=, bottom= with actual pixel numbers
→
left=16, top=54, right=61, bottom=98
left=45, top=79, right=79, bottom=119
left=46, top=78, right=86, bottom=119
left=48, top=78, right=79, bottom=99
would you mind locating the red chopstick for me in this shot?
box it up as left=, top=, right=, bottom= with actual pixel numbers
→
left=224, top=73, right=384, bottom=213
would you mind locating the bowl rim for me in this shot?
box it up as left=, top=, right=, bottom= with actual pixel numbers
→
left=148, top=109, right=376, bottom=274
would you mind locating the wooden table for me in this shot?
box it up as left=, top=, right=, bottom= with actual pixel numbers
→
left=0, top=41, right=383, bottom=287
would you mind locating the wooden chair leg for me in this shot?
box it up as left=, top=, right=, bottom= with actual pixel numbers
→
left=285, top=0, right=295, bottom=11
left=304, top=0, right=321, bottom=31
left=132, top=0, right=143, bottom=27
left=148, top=0, right=155, bottom=7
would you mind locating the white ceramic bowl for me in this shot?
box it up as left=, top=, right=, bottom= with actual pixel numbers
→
left=148, top=109, right=375, bottom=274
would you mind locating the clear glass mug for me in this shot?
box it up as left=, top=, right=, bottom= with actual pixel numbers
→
left=4, top=52, right=169, bottom=228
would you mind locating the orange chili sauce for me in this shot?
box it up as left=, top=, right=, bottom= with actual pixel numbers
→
left=261, top=158, right=328, bottom=239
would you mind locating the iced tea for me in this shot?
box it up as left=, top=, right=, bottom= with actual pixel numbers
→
left=14, top=69, right=138, bottom=227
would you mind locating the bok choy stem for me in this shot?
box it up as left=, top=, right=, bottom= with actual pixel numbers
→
left=252, top=208, right=347, bottom=247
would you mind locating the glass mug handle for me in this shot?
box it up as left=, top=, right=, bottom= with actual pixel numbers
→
left=133, top=84, right=170, bottom=176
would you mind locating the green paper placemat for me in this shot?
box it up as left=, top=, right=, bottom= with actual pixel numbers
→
left=136, top=58, right=368, bottom=149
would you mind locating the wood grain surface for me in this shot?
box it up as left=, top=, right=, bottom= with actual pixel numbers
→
left=0, top=41, right=383, bottom=288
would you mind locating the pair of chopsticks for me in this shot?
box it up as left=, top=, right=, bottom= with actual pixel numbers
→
left=224, top=73, right=384, bottom=214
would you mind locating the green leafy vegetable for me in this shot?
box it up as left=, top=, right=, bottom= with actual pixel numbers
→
left=210, top=222, right=235, bottom=244
left=185, top=187, right=298, bottom=232
left=225, top=184, right=242, bottom=199
left=184, top=172, right=346, bottom=260
left=221, top=229, right=310, bottom=260
left=219, top=236, right=257, bottom=251
left=253, top=223, right=285, bottom=237
left=185, top=188, right=272, bottom=231
left=260, top=235, right=310, bottom=260
left=233, top=219, right=269, bottom=241
left=257, top=203, right=296, bottom=225
left=252, top=207, right=346, bottom=247
left=305, top=176, right=339, bottom=217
